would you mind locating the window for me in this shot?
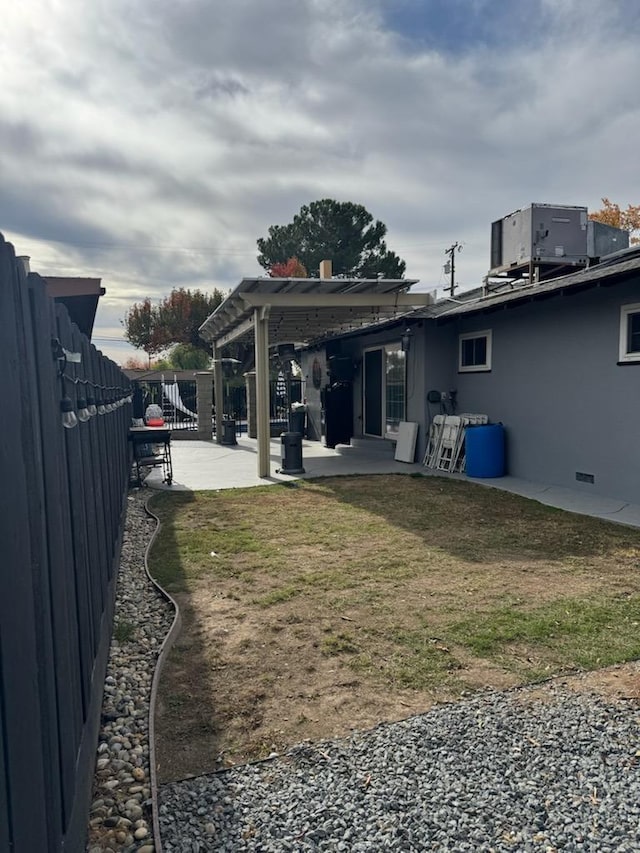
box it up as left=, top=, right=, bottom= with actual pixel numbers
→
left=363, top=344, right=406, bottom=438
left=385, top=346, right=406, bottom=437
left=459, top=330, right=492, bottom=372
left=619, top=304, right=640, bottom=363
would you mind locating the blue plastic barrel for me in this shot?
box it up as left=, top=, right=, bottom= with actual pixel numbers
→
left=465, top=424, right=505, bottom=478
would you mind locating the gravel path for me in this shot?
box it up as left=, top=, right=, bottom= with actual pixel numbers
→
left=87, top=489, right=174, bottom=853
left=159, top=684, right=640, bottom=852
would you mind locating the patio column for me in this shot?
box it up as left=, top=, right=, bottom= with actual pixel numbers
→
left=196, top=371, right=213, bottom=439
left=212, top=342, right=224, bottom=443
left=254, top=306, right=270, bottom=478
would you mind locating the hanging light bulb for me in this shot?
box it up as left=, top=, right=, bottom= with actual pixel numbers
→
left=105, top=398, right=114, bottom=413
left=60, top=396, right=78, bottom=429
left=97, top=397, right=107, bottom=415
left=76, top=396, right=91, bottom=422
left=86, top=395, right=97, bottom=417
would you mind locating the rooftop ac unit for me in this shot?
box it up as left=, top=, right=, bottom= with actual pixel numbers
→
left=490, top=203, right=588, bottom=275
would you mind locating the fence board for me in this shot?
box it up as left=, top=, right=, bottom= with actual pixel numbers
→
left=15, top=262, right=62, bottom=851
left=30, top=276, right=83, bottom=828
left=74, top=324, right=105, bottom=646
left=0, top=638, right=11, bottom=853
left=87, top=343, right=110, bottom=588
left=0, top=238, right=49, bottom=851
left=57, top=305, right=94, bottom=716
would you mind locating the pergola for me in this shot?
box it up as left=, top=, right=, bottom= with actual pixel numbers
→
left=199, top=275, right=432, bottom=477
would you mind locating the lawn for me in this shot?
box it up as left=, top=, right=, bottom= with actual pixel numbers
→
left=148, top=474, right=640, bottom=782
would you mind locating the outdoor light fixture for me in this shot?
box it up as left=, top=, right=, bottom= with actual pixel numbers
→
left=401, top=327, right=413, bottom=353
left=76, top=396, right=91, bottom=422
left=60, top=396, right=78, bottom=429
left=51, top=336, right=132, bottom=426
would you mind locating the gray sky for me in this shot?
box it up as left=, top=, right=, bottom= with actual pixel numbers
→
left=2, top=0, right=639, bottom=363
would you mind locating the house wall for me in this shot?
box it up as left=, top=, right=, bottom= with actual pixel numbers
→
left=449, top=276, right=640, bottom=503
left=339, top=324, right=429, bottom=455
left=300, top=275, right=640, bottom=503
left=301, top=323, right=453, bottom=459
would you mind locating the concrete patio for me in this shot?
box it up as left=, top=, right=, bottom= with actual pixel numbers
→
left=144, top=435, right=640, bottom=529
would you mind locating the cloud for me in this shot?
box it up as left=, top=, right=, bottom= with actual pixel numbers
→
left=1, top=0, right=640, bottom=361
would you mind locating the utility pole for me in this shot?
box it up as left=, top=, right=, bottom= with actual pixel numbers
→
left=444, top=242, right=463, bottom=296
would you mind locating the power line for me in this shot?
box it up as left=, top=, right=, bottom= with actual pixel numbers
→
left=444, top=242, right=463, bottom=296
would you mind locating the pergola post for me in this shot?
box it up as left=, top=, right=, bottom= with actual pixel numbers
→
left=212, top=341, right=224, bottom=443
left=196, top=371, right=213, bottom=439
left=254, top=306, right=271, bottom=478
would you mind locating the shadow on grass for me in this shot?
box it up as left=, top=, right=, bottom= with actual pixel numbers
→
left=147, top=489, right=229, bottom=784
left=313, top=473, right=640, bottom=564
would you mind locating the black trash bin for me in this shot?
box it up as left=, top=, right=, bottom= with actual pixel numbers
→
left=219, top=418, right=237, bottom=446
left=279, top=431, right=305, bottom=474
left=288, top=408, right=306, bottom=436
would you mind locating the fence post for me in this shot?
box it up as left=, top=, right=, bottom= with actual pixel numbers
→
left=196, top=371, right=213, bottom=439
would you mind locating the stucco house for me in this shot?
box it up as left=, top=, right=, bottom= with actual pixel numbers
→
left=300, top=248, right=640, bottom=505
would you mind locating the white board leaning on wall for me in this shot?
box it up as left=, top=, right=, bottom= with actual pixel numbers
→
left=394, top=421, right=419, bottom=463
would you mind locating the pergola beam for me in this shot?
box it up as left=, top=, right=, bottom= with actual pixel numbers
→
left=240, top=293, right=433, bottom=309
left=213, top=313, right=255, bottom=348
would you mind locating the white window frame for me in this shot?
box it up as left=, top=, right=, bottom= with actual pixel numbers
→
left=458, top=329, right=492, bottom=372
left=619, top=303, right=640, bottom=363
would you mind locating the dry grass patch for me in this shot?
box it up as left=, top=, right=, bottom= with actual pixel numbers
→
left=149, top=475, right=640, bottom=782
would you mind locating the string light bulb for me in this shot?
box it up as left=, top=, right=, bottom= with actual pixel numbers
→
left=76, top=396, right=91, bottom=422
left=61, top=396, right=78, bottom=429
left=97, top=397, right=107, bottom=415
left=86, top=395, right=97, bottom=417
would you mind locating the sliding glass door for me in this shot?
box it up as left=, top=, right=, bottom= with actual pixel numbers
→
left=363, top=344, right=406, bottom=438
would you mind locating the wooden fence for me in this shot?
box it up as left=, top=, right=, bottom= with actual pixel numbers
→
left=0, top=234, right=132, bottom=852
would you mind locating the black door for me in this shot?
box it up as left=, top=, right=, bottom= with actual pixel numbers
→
left=364, top=349, right=383, bottom=436
left=323, top=383, right=353, bottom=448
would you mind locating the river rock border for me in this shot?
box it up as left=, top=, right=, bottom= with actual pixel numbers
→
left=87, top=487, right=180, bottom=853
